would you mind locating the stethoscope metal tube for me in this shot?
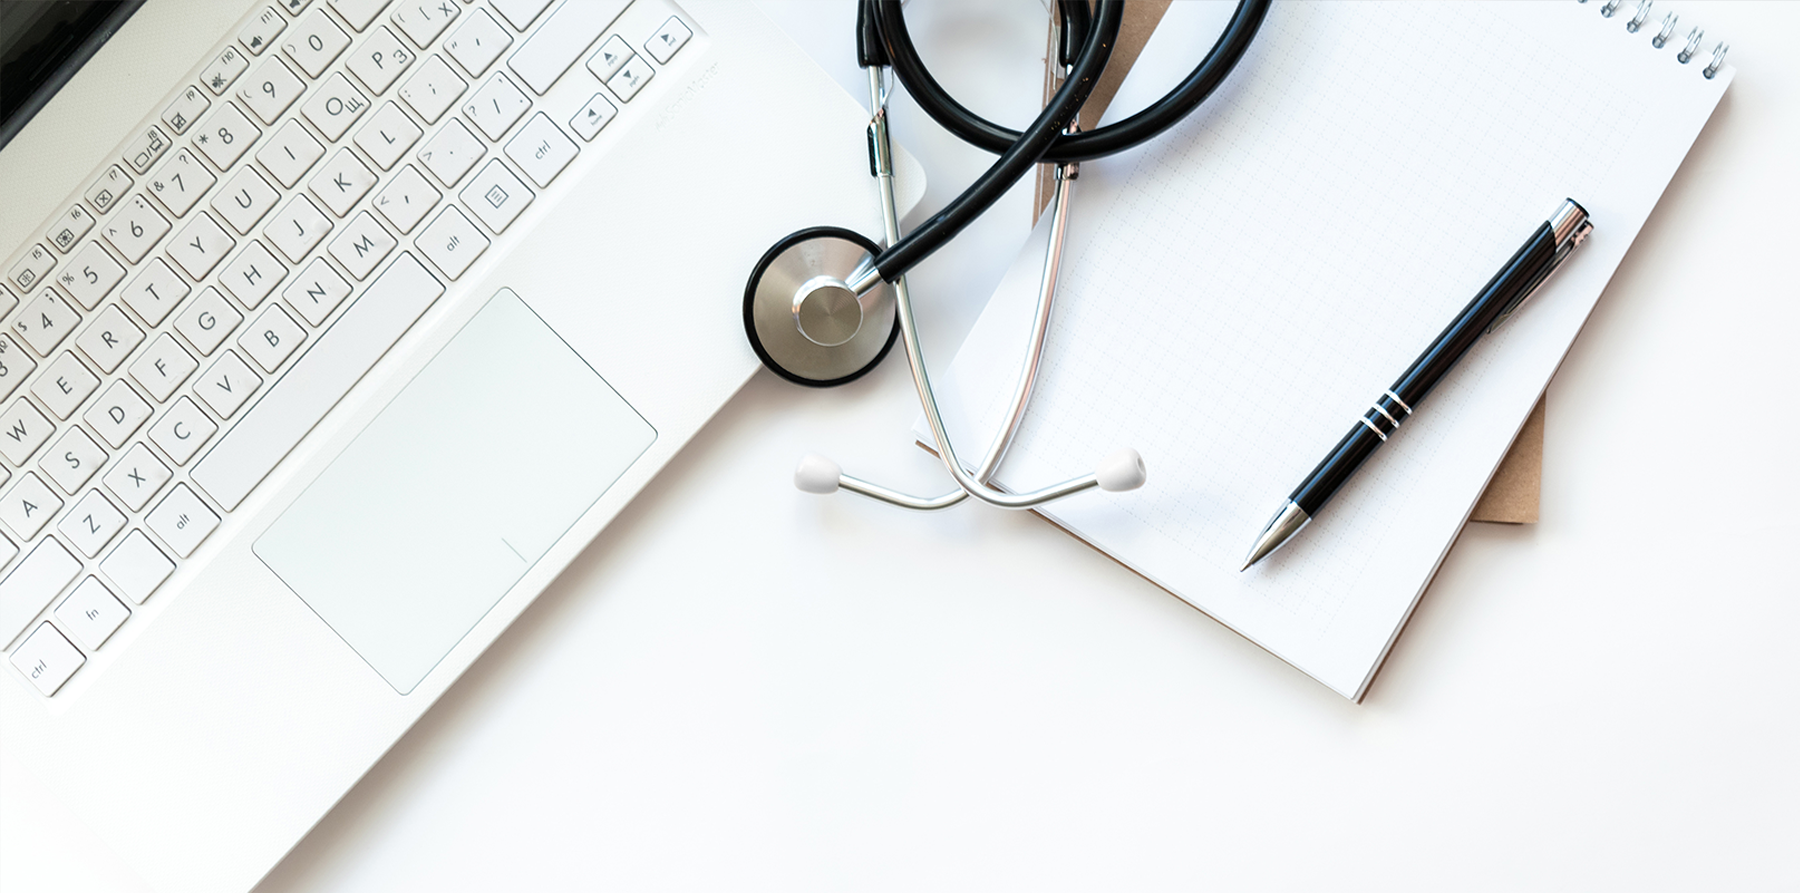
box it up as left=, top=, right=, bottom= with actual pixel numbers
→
left=790, top=51, right=1146, bottom=511
left=750, top=0, right=1270, bottom=512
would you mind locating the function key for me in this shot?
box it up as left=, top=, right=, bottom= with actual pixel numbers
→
left=45, top=206, right=96, bottom=254
left=239, top=5, right=287, bottom=55
left=8, top=243, right=56, bottom=292
left=83, top=165, right=133, bottom=215
left=200, top=45, right=250, bottom=95
left=121, top=125, right=171, bottom=175
left=162, top=85, right=211, bottom=134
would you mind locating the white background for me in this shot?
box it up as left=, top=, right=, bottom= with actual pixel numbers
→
left=4, top=2, right=1796, bottom=890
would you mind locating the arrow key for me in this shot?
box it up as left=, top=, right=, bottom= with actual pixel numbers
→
left=586, top=35, right=632, bottom=81
left=569, top=93, right=616, bottom=141
left=644, top=16, right=691, bottom=65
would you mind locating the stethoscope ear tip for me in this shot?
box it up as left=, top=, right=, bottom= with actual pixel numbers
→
left=744, top=227, right=898, bottom=388
left=1095, top=448, right=1147, bottom=492
left=795, top=453, right=844, bottom=494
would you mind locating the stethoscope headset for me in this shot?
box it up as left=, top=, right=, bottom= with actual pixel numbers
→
left=744, top=0, right=1270, bottom=511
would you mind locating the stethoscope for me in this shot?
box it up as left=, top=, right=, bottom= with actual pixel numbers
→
left=744, top=0, right=1269, bottom=511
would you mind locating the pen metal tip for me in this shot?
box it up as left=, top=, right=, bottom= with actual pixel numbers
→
left=1240, top=501, right=1311, bottom=573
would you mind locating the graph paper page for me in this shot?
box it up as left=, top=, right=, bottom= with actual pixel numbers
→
left=923, top=1, right=1730, bottom=698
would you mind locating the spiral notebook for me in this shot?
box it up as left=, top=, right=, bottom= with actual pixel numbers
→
left=922, top=0, right=1733, bottom=700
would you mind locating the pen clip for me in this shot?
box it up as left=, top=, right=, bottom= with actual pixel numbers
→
left=1488, top=219, right=1594, bottom=333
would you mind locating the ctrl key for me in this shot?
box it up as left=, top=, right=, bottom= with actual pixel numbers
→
left=10, top=622, right=84, bottom=696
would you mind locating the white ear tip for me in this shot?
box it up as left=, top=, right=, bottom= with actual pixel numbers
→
left=794, top=453, right=843, bottom=494
left=1095, top=448, right=1147, bottom=492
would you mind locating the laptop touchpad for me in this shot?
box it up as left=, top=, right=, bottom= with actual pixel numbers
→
left=256, top=289, right=656, bottom=694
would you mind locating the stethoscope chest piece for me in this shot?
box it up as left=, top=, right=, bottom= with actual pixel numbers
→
left=744, top=226, right=898, bottom=387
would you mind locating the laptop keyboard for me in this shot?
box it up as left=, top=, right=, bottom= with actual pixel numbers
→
left=1, top=0, right=697, bottom=697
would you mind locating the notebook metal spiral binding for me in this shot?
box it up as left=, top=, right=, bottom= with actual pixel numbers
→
left=1580, top=0, right=1729, bottom=78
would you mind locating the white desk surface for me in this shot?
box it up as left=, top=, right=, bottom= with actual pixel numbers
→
left=4, top=2, right=1796, bottom=890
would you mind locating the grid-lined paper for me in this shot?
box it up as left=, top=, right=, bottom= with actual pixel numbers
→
left=925, top=1, right=1731, bottom=698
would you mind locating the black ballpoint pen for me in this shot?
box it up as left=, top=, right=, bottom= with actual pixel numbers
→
left=1241, top=199, right=1594, bottom=571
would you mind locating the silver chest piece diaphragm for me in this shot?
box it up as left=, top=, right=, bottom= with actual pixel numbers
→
left=743, top=226, right=898, bottom=387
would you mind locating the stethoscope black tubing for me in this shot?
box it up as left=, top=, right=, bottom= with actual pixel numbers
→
left=879, top=0, right=1271, bottom=165
left=860, top=0, right=1124, bottom=283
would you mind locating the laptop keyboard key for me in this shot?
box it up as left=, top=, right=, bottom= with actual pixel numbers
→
left=398, top=54, right=466, bottom=124
left=54, top=576, right=129, bottom=649
left=129, top=334, right=199, bottom=402
left=463, top=71, right=529, bottom=141
left=30, top=352, right=99, bottom=420
left=284, top=257, right=353, bottom=325
left=100, top=530, right=175, bottom=604
left=239, top=304, right=305, bottom=372
left=414, top=205, right=487, bottom=278
left=354, top=101, right=423, bottom=170
left=102, top=195, right=172, bottom=265
left=265, top=195, right=334, bottom=263
left=445, top=9, right=510, bottom=77
left=1, top=473, right=65, bottom=540
left=345, top=26, right=414, bottom=94
left=83, top=381, right=153, bottom=449
left=212, top=166, right=281, bottom=234
left=391, top=0, right=458, bottom=49
left=149, top=397, right=219, bottom=465
left=147, top=148, right=217, bottom=218
left=507, top=0, right=628, bottom=94
left=14, top=287, right=82, bottom=356
left=504, top=113, right=575, bottom=187
left=330, top=0, right=394, bottom=33
left=57, top=490, right=128, bottom=558
left=8, top=622, right=84, bottom=696
left=193, top=102, right=261, bottom=170
left=146, top=484, right=220, bottom=558
left=102, top=444, right=172, bottom=511
left=309, top=148, right=378, bottom=217
left=257, top=119, right=326, bottom=189
left=0, top=335, right=33, bottom=400
left=417, top=117, right=483, bottom=186
left=282, top=9, right=352, bottom=78
left=121, top=259, right=191, bottom=327
left=194, top=351, right=262, bottom=420
left=302, top=73, right=372, bottom=141
left=59, top=241, right=127, bottom=311
left=237, top=56, right=306, bottom=124
left=239, top=5, right=286, bottom=56
left=459, top=159, right=531, bottom=233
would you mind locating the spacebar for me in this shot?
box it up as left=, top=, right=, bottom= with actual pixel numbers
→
left=193, top=253, right=444, bottom=511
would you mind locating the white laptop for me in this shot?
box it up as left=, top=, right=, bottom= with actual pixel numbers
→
left=0, top=1, right=917, bottom=889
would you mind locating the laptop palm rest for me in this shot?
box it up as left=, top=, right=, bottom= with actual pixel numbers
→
left=255, top=289, right=656, bottom=693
